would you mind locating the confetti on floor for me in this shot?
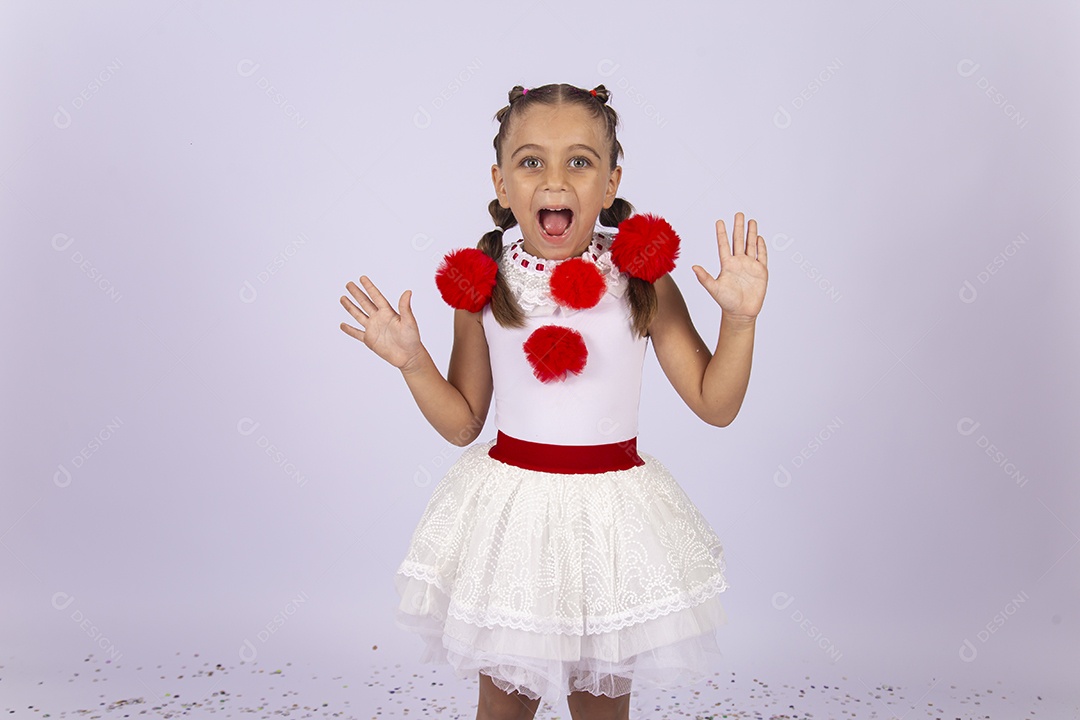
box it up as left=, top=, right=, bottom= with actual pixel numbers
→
left=0, top=650, right=1072, bottom=719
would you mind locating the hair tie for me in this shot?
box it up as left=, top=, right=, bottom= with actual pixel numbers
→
left=610, top=213, right=681, bottom=282
left=435, top=248, right=498, bottom=312
left=522, top=88, right=529, bottom=95
left=492, top=226, right=504, bottom=235
left=589, top=89, right=597, bottom=97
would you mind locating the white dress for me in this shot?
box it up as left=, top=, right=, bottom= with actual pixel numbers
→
left=394, top=230, right=730, bottom=703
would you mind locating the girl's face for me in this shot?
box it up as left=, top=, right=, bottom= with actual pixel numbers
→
left=491, top=103, right=622, bottom=261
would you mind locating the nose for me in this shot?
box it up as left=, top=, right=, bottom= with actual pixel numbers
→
left=541, top=163, right=568, bottom=191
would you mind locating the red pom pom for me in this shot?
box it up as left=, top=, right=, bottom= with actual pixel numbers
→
left=522, top=325, right=588, bottom=383
left=610, top=213, right=681, bottom=282
left=549, top=258, right=606, bottom=310
left=434, top=248, right=498, bottom=312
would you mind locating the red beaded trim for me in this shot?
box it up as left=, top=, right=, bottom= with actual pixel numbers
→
left=509, top=236, right=604, bottom=272
left=511, top=251, right=545, bottom=271
left=488, top=429, right=644, bottom=474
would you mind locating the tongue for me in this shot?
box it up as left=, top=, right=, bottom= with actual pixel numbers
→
left=539, top=209, right=572, bottom=236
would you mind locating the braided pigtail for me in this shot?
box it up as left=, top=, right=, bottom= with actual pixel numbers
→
left=478, top=199, right=527, bottom=328
left=597, top=194, right=658, bottom=339
left=599, top=197, right=634, bottom=229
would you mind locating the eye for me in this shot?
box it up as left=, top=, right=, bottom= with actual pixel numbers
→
left=521, top=157, right=541, bottom=169
left=570, top=156, right=591, bottom=169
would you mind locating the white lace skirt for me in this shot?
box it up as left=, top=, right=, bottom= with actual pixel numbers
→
left=394, top=438, right=730, bottom=704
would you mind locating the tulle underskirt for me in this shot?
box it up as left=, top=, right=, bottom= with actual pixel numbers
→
left=393, top=438, right=730, bottom=703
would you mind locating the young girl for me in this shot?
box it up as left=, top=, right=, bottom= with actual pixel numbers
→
left=340, top=83, right=767, bottom=719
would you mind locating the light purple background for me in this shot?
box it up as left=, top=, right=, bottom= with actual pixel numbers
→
left=3, top=0, right=1078, bottom=712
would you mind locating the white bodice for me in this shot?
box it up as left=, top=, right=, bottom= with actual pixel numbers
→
left=482, top=231, right=649, bottom=445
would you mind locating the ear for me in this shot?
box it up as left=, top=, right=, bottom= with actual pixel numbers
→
left=602, top=164, right=623, bottom=209
left=491, top=164, right=510, bottom=208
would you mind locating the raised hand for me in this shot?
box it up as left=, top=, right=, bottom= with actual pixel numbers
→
left=691, top=212, right=768, bottom=322
left=340, top=276, right=424, bottom=369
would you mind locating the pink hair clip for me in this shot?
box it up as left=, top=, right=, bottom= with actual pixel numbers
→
left=522, top=87, right=528, bottom=95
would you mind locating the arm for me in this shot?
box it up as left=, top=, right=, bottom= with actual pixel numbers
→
left=400, top=307, right=493, bottom=446
left=649, top=274, right=756, bottom=427
left=340, top=276, right=492, bottom=447
left=648, top=213, right=768, bottom=427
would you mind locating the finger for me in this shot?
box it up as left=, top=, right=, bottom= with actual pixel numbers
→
left=757, top=235, right=768, bottom=268
left=398, top=290, right=416, bottom=326
left=339, top=321, right=366, bottom=342
left=340, top=293, right=370, bottom=327
left=734, top=212, right=745, bottom=255
left=691, top=264, right=716, bottom=292
left=360, top=275, right=393, bottom=311
left=745, top=218, right=757, bottom=256
left=715, top=219, right=731, bottom=263
left=345, top=278, right=377, bottom=316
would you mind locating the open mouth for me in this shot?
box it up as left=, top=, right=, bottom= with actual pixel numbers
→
left=537, top=207, right=574, bottom=239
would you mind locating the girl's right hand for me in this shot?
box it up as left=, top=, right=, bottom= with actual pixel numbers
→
left=340, top=276, right=424, bottom=370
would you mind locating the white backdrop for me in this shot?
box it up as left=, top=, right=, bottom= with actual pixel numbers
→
left=3, top=0, right=1078, bottom=715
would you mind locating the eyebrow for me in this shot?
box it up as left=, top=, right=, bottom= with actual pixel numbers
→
left=510, top=143, right=602, bottom=161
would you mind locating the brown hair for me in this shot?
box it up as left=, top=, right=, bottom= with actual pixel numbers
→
left=479, top=83, right=657, bottom=338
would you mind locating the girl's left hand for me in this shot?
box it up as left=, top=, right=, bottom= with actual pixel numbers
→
left=691, top=212, right=768, bottom=322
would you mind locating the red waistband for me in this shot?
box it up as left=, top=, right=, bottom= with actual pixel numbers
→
left=488, top=429, right=645, bottom=475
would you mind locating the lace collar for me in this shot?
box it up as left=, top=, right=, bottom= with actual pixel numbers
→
left=499, top=230, right=629, bottom=316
